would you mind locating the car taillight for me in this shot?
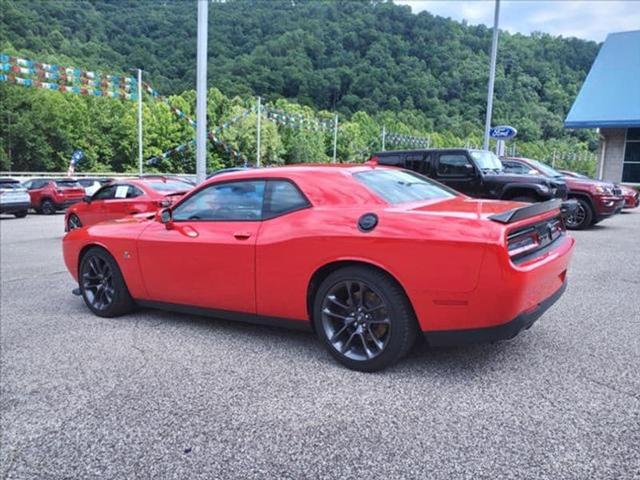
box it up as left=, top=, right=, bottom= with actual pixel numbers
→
left=507, top=227, right=541, bottom=257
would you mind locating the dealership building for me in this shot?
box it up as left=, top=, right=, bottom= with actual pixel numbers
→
left=564, top=30, right=640, bottom=184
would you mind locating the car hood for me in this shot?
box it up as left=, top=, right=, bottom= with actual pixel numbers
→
left=484, top=172, right=561, bottom=186
left=563, top=177, right=613, bottom=189
left=397, top=196, right=528, bottom=221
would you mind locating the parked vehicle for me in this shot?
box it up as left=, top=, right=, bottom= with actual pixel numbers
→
left=207, top=167, right=251, bottom=179
left=0, top=178, right=31, bottom=218
left=502, top=160, right=624, bottom=229
left=22, top=178, right=85, bottom=214
left=371, top=149, right=568, bottom=203
left=77, top=178, right=113, bottom=197
left=64, top=177, right=191, bottom=231
left=558, top=169, right=639, bottom=210
left=63, top=165, right=574, bottom=371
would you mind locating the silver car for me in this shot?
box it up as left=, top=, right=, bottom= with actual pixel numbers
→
left=0, top=178, right=31, bottom=218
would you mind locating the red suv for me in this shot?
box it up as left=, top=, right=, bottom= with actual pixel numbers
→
left=65, top=177, right=191, bottom=231
left=560, top=170, right=639, bottom=210
left=23, top=178, right=85, bottom=214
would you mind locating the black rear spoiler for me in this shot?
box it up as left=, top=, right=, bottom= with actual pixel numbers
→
left=489, top=199, right=562, bottom=224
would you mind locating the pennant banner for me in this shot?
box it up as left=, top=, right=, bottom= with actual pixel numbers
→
left=386, top=131, right=430, bottom=148
left=264, top=107, right=333, bottom=132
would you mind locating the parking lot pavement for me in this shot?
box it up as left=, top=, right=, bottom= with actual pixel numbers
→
left=1, top=211, right=639, bottom=479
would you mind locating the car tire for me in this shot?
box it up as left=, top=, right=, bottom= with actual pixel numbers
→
left=511, top=195, right=537, bottom=203
left=67, top=213, right=82, bottom=230
left=565, top=197, right=593, bottom=230
left=40, top=199, right=56, bottom=215
left=313, top=265, right=417, bottom=372
left=13, top=211, right=28, bottom=218
left=79, top=247, right=134, bottom=318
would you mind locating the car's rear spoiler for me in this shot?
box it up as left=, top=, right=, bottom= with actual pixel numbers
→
left=489, top=199, right=562, bottom=224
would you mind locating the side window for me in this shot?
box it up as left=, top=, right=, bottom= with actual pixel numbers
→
left=406, top=153, right=429, bottom=175
left=92, top=185, right=117, bottom=200
left=22, top=181, right=32, bottom=190
left=127, top=186, right=144, bottom=198
left=28, top=180, right=46, bottom=190
left=173, top=180, right=265, bottom=221
left=503, top=161, right=528, bottom=174
left=376, top=154, right=403, bottom=166
left=437, top=154, right=473, bottom=177
left=264, top=180, right=310, bottom=219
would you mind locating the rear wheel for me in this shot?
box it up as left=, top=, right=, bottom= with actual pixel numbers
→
left=313, top=266, right=417, bottom=372
left=67, top=213, right=82, bottom=230
left=13, top=211, right=27, bottom=218
left=565, top=198, right=593, bottom=230
left=79, top=247, right=134, bottom=317
left=40, top=199, right=56, bottom=215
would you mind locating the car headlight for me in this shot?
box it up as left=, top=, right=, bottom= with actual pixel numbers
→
left=538, top=184, right=550, bottom=193
left=594, top=185, right=613, bottom=195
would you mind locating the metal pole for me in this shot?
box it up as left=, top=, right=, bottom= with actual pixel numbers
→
left=552, top=149, right=556, bottom=168
left=381, top=125, right=386, bottom=151
left=256, top=96, right=262, bottom=167
left=332, top=114, right=339, bottom=163
left=137, top=68, right=143, bottom=176
left=196, top=0, right=208, bottom=183
left=482, top=0, right=500, bottom=151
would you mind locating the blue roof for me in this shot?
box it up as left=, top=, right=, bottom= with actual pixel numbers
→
left=564, top=30, right=640, bottom=129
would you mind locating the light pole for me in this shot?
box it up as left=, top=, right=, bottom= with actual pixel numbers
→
left=483, top=0, right=500, bottom=151
left=196, top=0, right=208, bottom=183
left=256, top=96, right=262, bottom=167
left=137, top=68, right=143, bottom=176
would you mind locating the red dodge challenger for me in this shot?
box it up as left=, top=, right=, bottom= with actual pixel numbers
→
left=65, top=176, right=191, bottom=231
left=63, top=165, right=574, bottom=371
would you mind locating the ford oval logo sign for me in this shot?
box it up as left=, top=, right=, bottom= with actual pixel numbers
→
left=489, top=125, right=517, bottom=140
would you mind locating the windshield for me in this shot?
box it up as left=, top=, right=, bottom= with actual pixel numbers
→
left=145, top=179, right=192, bottom=193
left=354, top=169, right=456, bottom=204
left=526, top=159, right=563, bottom=178
left=470, top=151, right=503, bottom=172
left=0, top=181, right=21, bottom=190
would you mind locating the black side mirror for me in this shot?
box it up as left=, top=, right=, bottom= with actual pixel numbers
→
left=83, top=196, right=92, bottom=203
left=159, top=208, right=173, bottom=229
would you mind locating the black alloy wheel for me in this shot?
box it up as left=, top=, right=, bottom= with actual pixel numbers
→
left=79, top=247, right=134, bottom=317
left=313, top=266, right=417, bottom=372
left=41, top=199, right=55, bottom=215
left=565, top=198, right=593, bottom=230
left=68, top=213, right=82, bottom=230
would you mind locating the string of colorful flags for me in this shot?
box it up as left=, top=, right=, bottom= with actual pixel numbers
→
left=0, top=53, right=138, bottom=100
left=385, top=131, right=430, bottom=148
left=264, top=107, right=334, bottom=132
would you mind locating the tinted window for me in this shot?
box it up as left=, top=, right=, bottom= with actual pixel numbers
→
left=354, top=169, right=456, bottom=204
left=145, top=179, right=191, bottom=193
left=264, top=180, right=309, bottom=219
left=376, top=154, right=403, bottom=166
left=406, top=153, right=430, bottom=174
left=437, top=154, right=473, bottom=177
left=55, top=180, right=81, bottom=188
left=78, top=179, right=95, bottom=187
left=28, top=179, right=49, bottom=190
left=93, top=185, right=117, bottom=200
left=173, top=180, right=265, bottom=221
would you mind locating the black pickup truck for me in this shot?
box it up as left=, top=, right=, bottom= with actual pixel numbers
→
left=371, top=148, right=568, bottom=203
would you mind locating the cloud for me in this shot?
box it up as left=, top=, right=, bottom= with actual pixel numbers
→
left=395, top=1, right=640, bottom=42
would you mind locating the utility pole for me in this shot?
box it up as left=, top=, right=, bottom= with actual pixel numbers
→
left=482, top=0, right=500, bottom=151
left=196, top=0, right=208, bottom=183
left=137, top=68, right=143, bottom=176
left=381, top=125, right=386, bottom=151
left=256, top=96, right=262, bottom=167
left=332, top=114, right=339, bottom=163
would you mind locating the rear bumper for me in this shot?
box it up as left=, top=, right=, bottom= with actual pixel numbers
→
left=623, top=194, right=639, bottom=209
left=0, top=201, right=31, bottom=214
left=54, top=198, right=83, bottom=209
left=424, top=280, right=567, bottom=347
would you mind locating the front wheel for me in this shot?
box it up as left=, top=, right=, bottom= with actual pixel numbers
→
left=313, top=266, right=417, bottom=372
left=565, top=198, right=593, bottom=230
left=79, top=247, right=134, bottom=317
left=67, top=213, right=82, bottom=230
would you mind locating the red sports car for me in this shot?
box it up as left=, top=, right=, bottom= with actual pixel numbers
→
left=62, top=165, right=574, bottom=371
left=64, top=177, right=191, bottom=231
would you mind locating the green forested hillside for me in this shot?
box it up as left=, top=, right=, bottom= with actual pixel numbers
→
left=1, top=0, right=600, bottom=173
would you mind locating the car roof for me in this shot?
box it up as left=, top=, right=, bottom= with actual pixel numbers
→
left=0, top=178, right=20, bottom=183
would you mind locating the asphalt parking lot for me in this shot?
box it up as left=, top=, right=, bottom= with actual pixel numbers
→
left=1, top=211, right=639, bottom=479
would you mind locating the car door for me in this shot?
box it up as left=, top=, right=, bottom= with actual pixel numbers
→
left=84, top=185, right=117, bottom=225
left=137, top=179, right=265, bottom=312
left=434, top=152, right=481, bottom=196
left=100, top=184, right=146, bottom=221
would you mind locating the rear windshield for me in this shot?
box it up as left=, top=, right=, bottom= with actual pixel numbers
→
left=55, top=180, right=81, bottom=188
left=144, top=179, right=191, bottom=193
left=0, top=181, right=21, bottom=189
left=354, top=169, right=456, bottom=204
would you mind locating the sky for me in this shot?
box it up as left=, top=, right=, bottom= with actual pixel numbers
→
left=395, top=1, right=640, bottom=42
